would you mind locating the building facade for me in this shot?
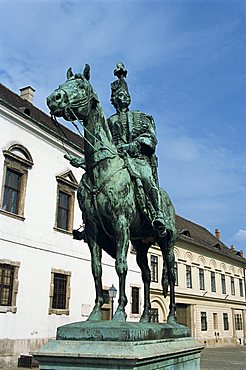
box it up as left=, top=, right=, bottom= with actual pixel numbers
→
left=149, top=216, right=246, bottom=346
left=0, top=84, right=143, bottom=368
left=0, top=82, right=245, bottom=367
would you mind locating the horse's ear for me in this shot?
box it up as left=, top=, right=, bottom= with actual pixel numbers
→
left=83, top=64, right=90, bottom=81
left=67, top=67, right=74, bottom=79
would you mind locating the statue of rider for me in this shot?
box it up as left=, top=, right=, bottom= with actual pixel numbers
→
left=107, top=62, right=166, bottom=237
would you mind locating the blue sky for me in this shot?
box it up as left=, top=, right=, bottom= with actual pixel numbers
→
left=1, top=0, right=246, bottom=254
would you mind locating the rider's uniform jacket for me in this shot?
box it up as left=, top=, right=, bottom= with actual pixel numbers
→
left=107, top=110, right=157, bottom=161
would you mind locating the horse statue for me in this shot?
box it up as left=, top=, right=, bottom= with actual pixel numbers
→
left=47, top=64, right=177, bottom=323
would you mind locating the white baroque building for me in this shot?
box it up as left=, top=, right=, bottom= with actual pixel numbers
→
left=149, top=217, right=246, bottom=346
left=0, top=82, right=245, bottom=367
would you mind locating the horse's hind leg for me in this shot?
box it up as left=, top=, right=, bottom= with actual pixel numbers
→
left=159, top=233, right=176, bottom=323
left=133, top=240, right=151, bottom=323
left=167, top=240, right=176, bottom=323
left=86, top=226, right=104, bottom=321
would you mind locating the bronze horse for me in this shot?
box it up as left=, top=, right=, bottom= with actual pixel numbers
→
left=47, top=65, right=177, bottom=323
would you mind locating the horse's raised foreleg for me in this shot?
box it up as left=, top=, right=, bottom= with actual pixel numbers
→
left=86, top=226, right=104, bottom=321
left=112, top=225, right=129, bottom=322
left=133, top=241, right=151, bottom=323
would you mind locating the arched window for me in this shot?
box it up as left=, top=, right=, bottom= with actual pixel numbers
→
left=1, top=144, right=33, bottom=219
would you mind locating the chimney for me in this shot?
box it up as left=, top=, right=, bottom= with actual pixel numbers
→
left=215, top=228, right=220, bottom=240
left=19, top=86, right=35, bottom=104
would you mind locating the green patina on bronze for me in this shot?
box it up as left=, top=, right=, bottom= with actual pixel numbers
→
left=47, top=63, right=177, bottom=325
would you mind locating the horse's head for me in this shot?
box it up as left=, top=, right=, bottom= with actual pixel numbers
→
left=47, top=64, right=98, bottom=121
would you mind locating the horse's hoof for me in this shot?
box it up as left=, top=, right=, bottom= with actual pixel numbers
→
left=167, top=315, right=176, bottom=324
left=87, top=307, right=102, bottom=321
left=112, top=309, right=127, bottom=322
left=140, top=314, right=150, bottom=323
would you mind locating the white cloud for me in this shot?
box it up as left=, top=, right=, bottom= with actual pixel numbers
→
left=233, top=230, right=246, bottom=244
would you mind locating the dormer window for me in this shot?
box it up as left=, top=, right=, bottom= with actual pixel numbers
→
left=213, top=243, right=221, bottom=250
left=180, top=229, right=191, bottom=238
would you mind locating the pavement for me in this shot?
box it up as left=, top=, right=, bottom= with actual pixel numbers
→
left=7, top=345, right=246, bottom=369
left=201, top=346, right=246, bottom=370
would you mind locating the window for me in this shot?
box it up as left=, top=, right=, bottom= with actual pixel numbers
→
left=221, top=274, right=226, bottom=294
left=231, top=277, right=235, bottom=296
left=57, top=191, right=71, bottom=230
left=2, top=169, right=21, bottom=214
left=235, top=314, right=243, bottom=330
left=213, top=313, right=218, bottom=330
left=1, top=144, right=33, bottom=219
left=201, top=312, right=207, bottom=331
left=211, top=271, right=216, bottom=292
left=223, top=313, right=229, bottom=330
left=150, top=308, right=159, bottom=323
left=49, top=269, right=71, bottom=315
left=174, top=262, right=178, bottom=286
left=150, top=255, right=158, bottom=282
left=0, top=260, right=20, bottom=313
left=131, top=287, right=140, bottom=315
left=239, top=279, right=244, bottom=297
left=55, top=171, right=78, bottom=233
left=199, top=268, right=205, bottom=290
left=186, top=265, right=192, bottom=288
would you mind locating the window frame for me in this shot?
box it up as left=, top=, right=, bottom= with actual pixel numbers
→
left=221, top=274, right=226, bottom=294
left=186, top=265, right=192, bottom=289
left=223, top=313, right=229, bottom=331
left=201, top=311, right=207, bottom=331
left=239, top=279, right=244, bottom=297
left=150, top=308, right=159, bottom=323
left=0, top=259, right=20, bottom=313
left=235, top=313, right=243, bottom=331
left=49, top=268, right=71, bottom=315
left=211, top=271, right=216, bottom=292
left=54, top=171, right=78, bottom=234
left=231, top=277, right=235, bottom=296
left=150, top=255, right=158, bottom=283
left=131, top=286, right=140, bottom=316
left=199, top=268, right=205, bottom=290
left=0, top=144, right=33, bottom=220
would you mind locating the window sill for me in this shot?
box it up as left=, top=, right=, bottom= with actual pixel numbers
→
left=53, top=226, right=73, bottom=236
left=0, top=305, right=17, bottom=313
left=130, top=313, right=141, bottom=318
left=48, top=309, right=69, bottom=315
left=0, top=209, right=25, bottom=221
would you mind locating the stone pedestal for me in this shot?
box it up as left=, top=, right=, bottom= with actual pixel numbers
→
left=34, top=321, right=204, bottom=369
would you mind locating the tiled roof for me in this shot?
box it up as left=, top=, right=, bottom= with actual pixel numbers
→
left=0, top=83, right=84, bottom=152
left=1, top=83, right=244, bottom=265
left=176, top=215, right=246, bottom=265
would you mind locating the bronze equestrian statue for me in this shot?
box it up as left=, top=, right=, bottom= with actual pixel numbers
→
left=47, top=63, right=177, bottom=323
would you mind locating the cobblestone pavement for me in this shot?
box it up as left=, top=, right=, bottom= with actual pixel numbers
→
left=201, top=346, right=246, bottom=370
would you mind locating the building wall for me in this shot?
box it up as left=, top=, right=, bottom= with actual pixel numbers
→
left=0, top=103, right=143, bottom=367
left=149, top=239, right=246, bottom=347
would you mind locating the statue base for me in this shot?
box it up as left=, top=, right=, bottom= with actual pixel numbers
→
left=33, top=321, right=204, bottom=369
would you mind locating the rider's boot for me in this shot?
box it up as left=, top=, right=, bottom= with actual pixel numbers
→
left=149, top=187, right=166, bottom=237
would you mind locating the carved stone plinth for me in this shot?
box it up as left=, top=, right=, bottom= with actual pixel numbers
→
left=34, top=321, right=204, bottom=369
